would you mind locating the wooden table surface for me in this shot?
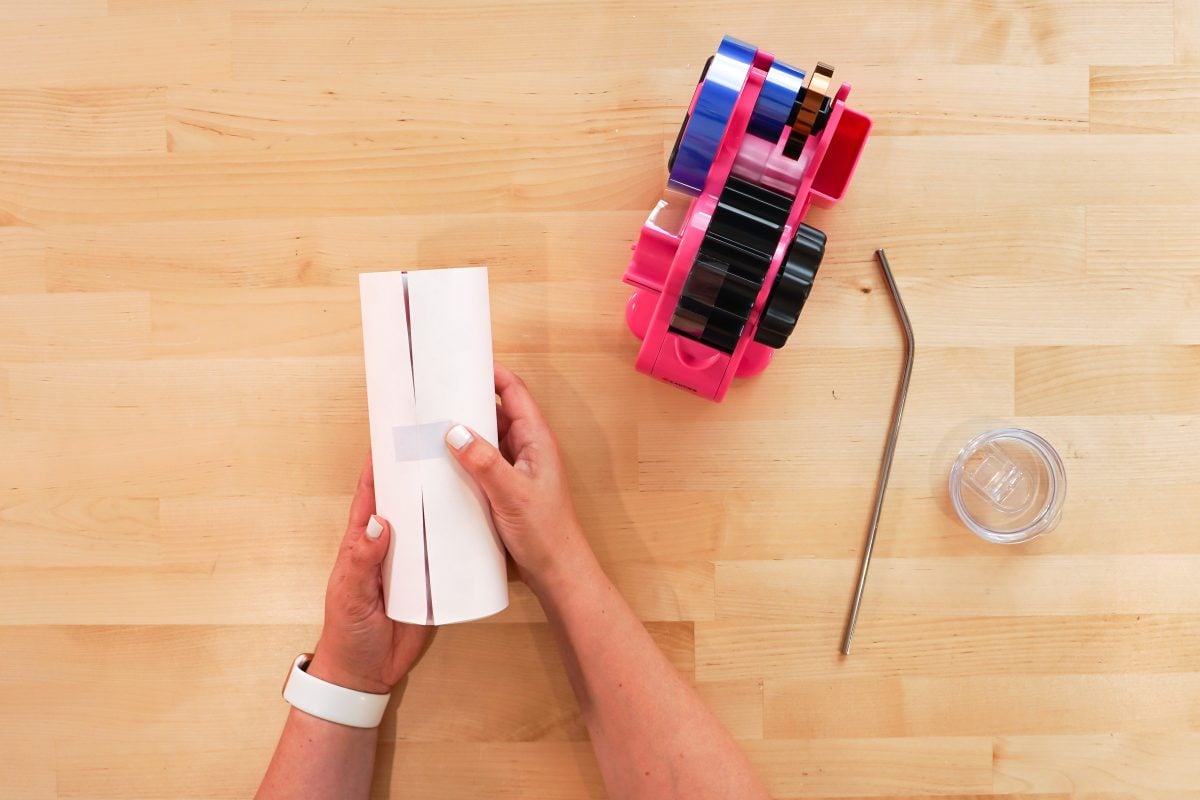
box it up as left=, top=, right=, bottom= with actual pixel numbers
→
left=3, top=1, right=1200, bottom=798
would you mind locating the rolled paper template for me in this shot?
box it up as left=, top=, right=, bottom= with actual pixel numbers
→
left=359, top=266, right=508, bottom=625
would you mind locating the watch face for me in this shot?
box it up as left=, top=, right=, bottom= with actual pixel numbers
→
left=282, top=653, right=313, bottom=698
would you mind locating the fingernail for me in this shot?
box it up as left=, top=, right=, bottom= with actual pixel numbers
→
left=446, top=424, right=473, bottom=451
left=366, top=515, right=384, bottom=540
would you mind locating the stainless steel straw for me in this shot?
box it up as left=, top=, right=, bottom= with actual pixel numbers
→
left=841, top=248, right=914, bottom=655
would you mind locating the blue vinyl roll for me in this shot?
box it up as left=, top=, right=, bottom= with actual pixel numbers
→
left=667, top=36, right=756, bottom=196
left=747, top=60, right=805, bottom=142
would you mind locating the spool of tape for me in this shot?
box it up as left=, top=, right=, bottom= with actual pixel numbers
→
left=667, top=36, right=756, bottom=195
left=748, top=60, right=805, bottom=141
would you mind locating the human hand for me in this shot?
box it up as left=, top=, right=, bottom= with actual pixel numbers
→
left=308, top=454, right=430, bottom=695
left=446, top=362, right=594, bottom=592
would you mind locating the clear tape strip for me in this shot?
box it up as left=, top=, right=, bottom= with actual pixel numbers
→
left=392, top=419, right=453, bottom=462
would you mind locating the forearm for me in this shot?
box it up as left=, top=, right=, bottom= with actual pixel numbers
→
left=533, top=540, right=769, bottom=800
left=256, top=708, right=378, bottom=800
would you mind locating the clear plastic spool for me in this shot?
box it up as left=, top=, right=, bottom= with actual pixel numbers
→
left=949, top=428, right=1066, bottom=544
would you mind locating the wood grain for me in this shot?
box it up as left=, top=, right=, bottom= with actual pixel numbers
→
left=1, top=1, right=1198, bottom=797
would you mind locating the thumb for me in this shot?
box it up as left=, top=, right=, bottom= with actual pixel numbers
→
left=344, top=514, right=390, bottom=582
left=445, top=423, right=522, bottom=509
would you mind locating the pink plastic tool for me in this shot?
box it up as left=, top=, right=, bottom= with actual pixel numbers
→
left=622, top=37, right=871, bottom=401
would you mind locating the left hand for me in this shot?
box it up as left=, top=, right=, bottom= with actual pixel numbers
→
left=308, top=454, right=430, bottom=694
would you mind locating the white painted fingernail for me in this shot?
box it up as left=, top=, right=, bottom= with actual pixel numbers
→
left=366, top=515, right=384, bottom=540
left=446, top=424, right=473, bottom=451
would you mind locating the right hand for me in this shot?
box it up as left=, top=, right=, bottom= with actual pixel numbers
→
left=445, top=362, right=592, bottom=590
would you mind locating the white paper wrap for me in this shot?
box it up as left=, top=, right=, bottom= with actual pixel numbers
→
left=359, top=266, right=508, bottom=625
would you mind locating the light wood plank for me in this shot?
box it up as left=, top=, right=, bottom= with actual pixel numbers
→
left=0, top=0, right=105, bottom=19
left=0, top=491, right=159, bottom=568
left=744, top=737, right=993, bottom=798
left=1177, top=0, right=1200, bottom=62
left=0, top=140, right=661, bottom=225
left=0, top=739, right=55, bottom=800
left=695, top=681, right=764, bottom=740
left=0, top=12, right=230, bottom=87
left=753, top=259, right=1200, bottom=349
left=1017, top=346, right=1200, bottom=414
left=1086, top=204, right=1200, bottom=274
left=695, top=615, right=1200, bottom=681
left=992, top=734, right=1200, bottom=795
left=149, top=288, right=362, bottom=357
left=850, top=134, right=1200, bottom=209
left=764, top=673, right=1200, bottom=738
left=817, top=205, right=1087, bottom=277
left=0, top=87, right=167, bottom=156
left=374, top=742, right=603, bottom=800
left=1091, top=66, right=1200, bottom=132
left=0, top=356, right=365, bottom=430
left=230, top=2, right=1173, bottom=77
left=43, top=212, right=645, bottom=290
left=852, top=65, right=1089, bottom=134
left=0, top=226, right=46, bottom=292
left=0, top=292, right=150, bottom=361
left=715, top=556, right=1200, bottom=620
left=162, top=72, right=682, bottom=154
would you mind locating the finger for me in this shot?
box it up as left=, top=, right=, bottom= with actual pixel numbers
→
left=341, top=514, right=391, bottom=609
left=494, top=362, right=545, bottom=426
left=346, top=451, right=376, bottom=534
left=445, top=424, right=525, bottom=509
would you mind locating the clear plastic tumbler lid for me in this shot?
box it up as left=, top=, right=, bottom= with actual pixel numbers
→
left=949, top=427, right=1066, bottom=544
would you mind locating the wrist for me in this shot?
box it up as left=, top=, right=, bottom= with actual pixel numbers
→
left=307, top=650, right=393, bottom=695
left=286, top=702, right=380, bottom=740
left=527, top=524, right=601, bottom=600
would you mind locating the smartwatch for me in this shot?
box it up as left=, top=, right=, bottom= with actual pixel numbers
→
left=281, top=653, right=390, bottom=729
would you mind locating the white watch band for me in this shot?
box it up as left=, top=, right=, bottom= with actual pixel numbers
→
left=282, top=653, right=390, bottom=729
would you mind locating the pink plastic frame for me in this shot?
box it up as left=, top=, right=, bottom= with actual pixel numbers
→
left=622, top=47, right=871, bottom=401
